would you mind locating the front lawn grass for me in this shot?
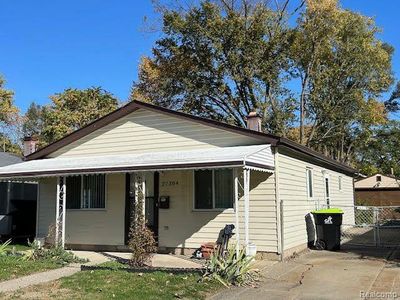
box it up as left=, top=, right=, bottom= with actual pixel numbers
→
left=5, top=243, right=31, bottom=252
left=60, top=262, right=220, bottom=300
left=2, top=261, right=222, bottom=300
left=0, top=255, right=61, bottom=281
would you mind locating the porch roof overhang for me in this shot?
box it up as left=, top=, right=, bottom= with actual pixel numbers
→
left=0, top=144, right=274, bottom=179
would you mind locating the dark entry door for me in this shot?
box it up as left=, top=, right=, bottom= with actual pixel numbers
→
left=125, top=172, right=159, bottom=245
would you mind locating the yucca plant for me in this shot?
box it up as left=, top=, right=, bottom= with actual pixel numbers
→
left=204, top=246, right=258, bottom=287
left=0, top=239, right=11, bottom=256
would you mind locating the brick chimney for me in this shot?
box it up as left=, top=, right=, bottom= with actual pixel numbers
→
left=23, top=136, right=39, bottom=157
left=246, top=112, right=262, bottom=132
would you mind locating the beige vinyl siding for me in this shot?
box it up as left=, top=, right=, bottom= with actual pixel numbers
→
left=37, top=170, right=277, bottom=251
left=158, top=169, right=278, bottom=253
left=278, top=149, right=354, bottom=251
left=327, top=174, right=355, bottom=225
left=48, top=108, right=262, bottom=158
left=37, top=174, right=126, bottom=246
left=37, top=178, right=56, bottom=238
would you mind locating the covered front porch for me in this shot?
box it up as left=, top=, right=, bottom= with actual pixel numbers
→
left=0, top=145, right=276, bottom=255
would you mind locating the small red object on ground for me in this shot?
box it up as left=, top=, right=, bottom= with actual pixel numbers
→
left=200, top=242, right=216, bottom=259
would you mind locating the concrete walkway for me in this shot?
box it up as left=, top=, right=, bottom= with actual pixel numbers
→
left=0, top=251, right=111, bottom=293
left=210, top=246, right=400, bottom=300
left=76, top=251, right=203, bottom=269
left=0, top=265, right=81, bottom=293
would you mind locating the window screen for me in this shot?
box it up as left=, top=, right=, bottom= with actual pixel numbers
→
left=66, top=176, right=81, bottom=209
left=194, top=170, right=213, bottom=209
left=194, top=169, right=233, bottom=209
left=83, top=174, right=106, bottom=209
left=214, top=169, right=233, bottom=209
left=0, top=182, right=8, bottom=214
left=66, top=175, right=105, bottom=209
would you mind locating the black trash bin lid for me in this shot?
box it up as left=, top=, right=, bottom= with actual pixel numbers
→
left=312, top=208, right=343, bottom=214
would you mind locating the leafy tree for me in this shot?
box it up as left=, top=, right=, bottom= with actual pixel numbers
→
left=132, top=0, right=296, bottom=135
left=0, top=76, right=19, bottom=125
left=356, top=121, right=400, bottom=177
left=42, top=87, right=118, bottom=144
left=133, top=0, right=395, bottom=166
left=22, top=102, right=45, bottom=138
left=291, top=0, right=393, bottom=163
left=0, top=134, right=22, bottom=155
left=0, top=75, right=21, bottom=155
left=384, top=81, right=400, bottom=112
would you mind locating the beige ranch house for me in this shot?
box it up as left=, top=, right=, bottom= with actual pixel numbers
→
left=0, top=101, right=356, bottom=259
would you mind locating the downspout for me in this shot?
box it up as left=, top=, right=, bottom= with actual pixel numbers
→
left=274, top=147, right=284, bottom=261
left=234, top=169, right=240, bottom=257
left=243, top=168, right=250, bottom=249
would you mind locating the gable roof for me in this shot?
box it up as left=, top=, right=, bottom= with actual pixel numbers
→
left=355, top=173, right=400, bottom=189
left=25, top=100, right=357, bottom=175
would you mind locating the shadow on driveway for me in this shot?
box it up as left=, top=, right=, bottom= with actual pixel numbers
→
left=209, top=246, right=400, bottom=300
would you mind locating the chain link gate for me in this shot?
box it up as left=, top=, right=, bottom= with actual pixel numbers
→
left=341, top=205, right=400, bottom=247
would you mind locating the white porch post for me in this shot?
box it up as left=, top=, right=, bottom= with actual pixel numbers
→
left=55, top=176, right=66, bottom=248
left=234, top=169, right=240, bottom=257
left=243, top=168, right=250, bottom=249
left=55, top=178, right=60, bottom=246
left=134, top=172, right=146, bottom=214
left=142, top=174, right=146, bottom=215
left=62, top=177, right=66, bottom=248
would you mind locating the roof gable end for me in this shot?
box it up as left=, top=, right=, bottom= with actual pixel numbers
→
left=26, top=101, right=276, bottom=160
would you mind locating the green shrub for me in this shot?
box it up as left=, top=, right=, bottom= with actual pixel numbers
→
left=204, top=247, right=258, bottom=287
left=21, top=241, right=87, bottom=265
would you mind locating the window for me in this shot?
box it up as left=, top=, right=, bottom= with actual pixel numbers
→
left=194, top=169, right=233, bottom=210
left=306, top=168, right=313, bottom=199
left=376, top=175, right=382, bottom=182
left=66, top=174, right=106, bottom=209
left=325, top=176, right=330, bottom=208
left=338, top=176, right=342, bottom=191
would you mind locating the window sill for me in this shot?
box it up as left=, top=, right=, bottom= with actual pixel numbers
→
left=192, top=208, right=234, bottom=213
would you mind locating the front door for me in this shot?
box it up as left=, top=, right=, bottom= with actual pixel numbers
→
left=124, top=172, right=159, bottom=245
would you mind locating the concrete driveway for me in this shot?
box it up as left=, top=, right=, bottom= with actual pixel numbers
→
left=210, top=245, right=400, bottom=300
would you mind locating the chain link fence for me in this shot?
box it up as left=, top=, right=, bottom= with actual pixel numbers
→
left=341, top=206, right=400, bottom=247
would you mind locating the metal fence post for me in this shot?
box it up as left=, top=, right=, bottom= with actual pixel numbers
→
left=373, top=207, right=379, bottom=247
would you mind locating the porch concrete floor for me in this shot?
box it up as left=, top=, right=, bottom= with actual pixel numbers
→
left=72, top=251, right=204, bottom=269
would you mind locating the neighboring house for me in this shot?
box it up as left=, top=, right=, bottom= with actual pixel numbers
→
left=355, top=174, right=400, bottom=206
left=0, top=152, right=37, bottom=241
left=0, top=101, right=356, bottom=259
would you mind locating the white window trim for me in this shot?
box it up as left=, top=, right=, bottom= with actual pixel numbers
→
left=66, top=174, right=107, bottom=211
left=324, top=173, right=331, bottom=208
left=192, top=169, right=235, bottom=212
left=338, top=176, right=343, bottom=192
left=306, top=167, right=314, bottom=200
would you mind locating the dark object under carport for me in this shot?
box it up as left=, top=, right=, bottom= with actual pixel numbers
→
left=312, top=208, right=343, bottom=251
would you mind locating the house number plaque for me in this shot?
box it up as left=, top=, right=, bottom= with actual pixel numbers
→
left=161, top=180, right=179, bottom=187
